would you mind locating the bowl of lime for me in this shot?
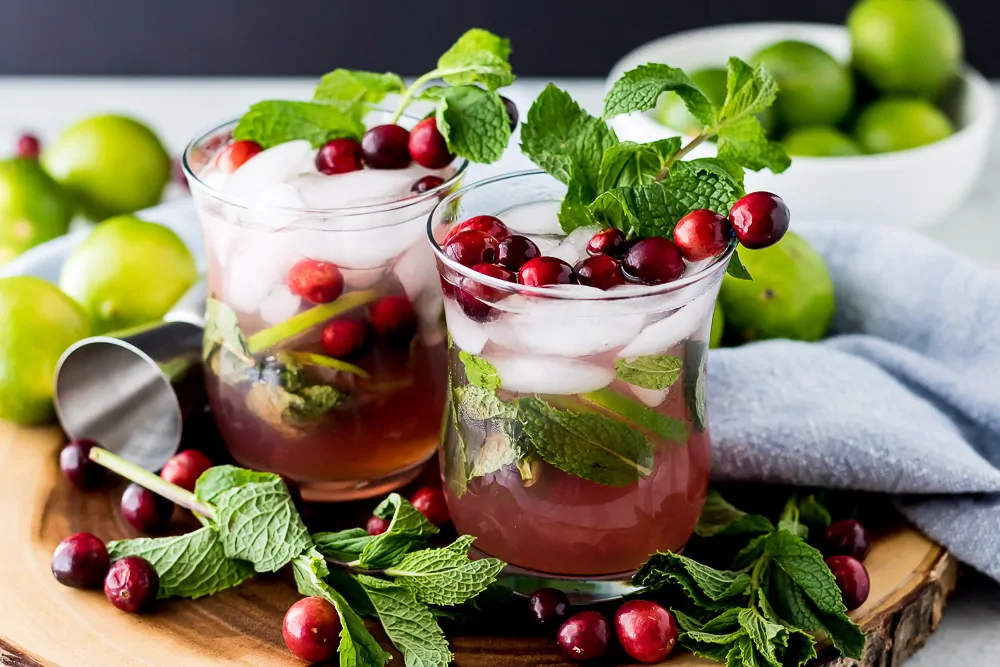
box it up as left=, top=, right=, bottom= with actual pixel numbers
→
left=606, top=6, right=995, bottom=228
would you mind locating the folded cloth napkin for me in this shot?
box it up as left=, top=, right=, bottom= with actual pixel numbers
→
left=709, top=221, right=1000, bottom=581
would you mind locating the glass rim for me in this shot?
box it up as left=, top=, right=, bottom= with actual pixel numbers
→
left=181, top=114, right=470, bottom=219
left=427, top=169, right=736, bottom=301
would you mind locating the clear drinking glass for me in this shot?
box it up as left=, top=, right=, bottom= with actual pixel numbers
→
left=184, top=114, right=468, bottom=501
left=428, top=171, right=730, bottom=600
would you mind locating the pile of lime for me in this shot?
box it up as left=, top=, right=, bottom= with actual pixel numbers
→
left=655, top=0, right=963, bottom=157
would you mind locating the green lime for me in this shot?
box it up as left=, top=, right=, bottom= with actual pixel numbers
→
left=854, top=97, right=953, bottom=153
left=709, top=300, right=724, bottom=349
left=0, top=159, right=74, bottom=266
left=59, top=215, right=198, bottom=334
left=0, top=276, right=91, bottom=424
left=751, top=41, right=855, bottom=127
left=848, top=0, right=962, bottom=98
left=782, top=126, right=863, bottom=157
left=42, top=115, right=171, bottom=221
left=653, top=68, right=728, bottom=137
left=719, top=231, right=835, bottom=343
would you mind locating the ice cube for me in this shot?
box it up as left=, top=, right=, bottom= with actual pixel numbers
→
left=393, top=238, right=438, bottom=302
left=198, top=169, right=230, bottom=193
left=290, top=165, right=449, bottom=211
left=199, top=209, right=238, bottom=268
left=417, top=286, right=446, bottom=348
left=225, top=231, right=300, bottom=313
left=239, top=182, right=307, bottom=229
left=486, top=353, right=614, bottom=394
left=225, top=140, right=315, bottom=201
left=287, top=216, right=426, bottom=270
left=443, top=300, right=488, bottom=354
left=499, top=201, right=562, bottom=236
left=525, top=234, right=562, bottom=255
left=341, top=267, right=386, bottom=289
left=631, top=385, right=668, bottom=407
left=549, top=225, right=601, bottom=266
left=618, top=288, right=718, bottom=357
left=259, top=284, right=302, bottom=325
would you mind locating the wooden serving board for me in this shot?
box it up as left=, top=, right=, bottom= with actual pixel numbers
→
left=0, top=421, right=956, bottom=667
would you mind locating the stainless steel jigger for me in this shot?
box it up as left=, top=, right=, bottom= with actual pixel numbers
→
left=54, top=281, right=207, bottom=472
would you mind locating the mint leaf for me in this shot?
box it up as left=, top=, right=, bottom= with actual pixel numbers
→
left=798, top=494, right=832, bottom=527
left=203, top=297, right=251, bottom=364
left=107, top=527, right=254, bottom=600
left=194, top=465, right=279, bottom=507
left=695, top=490, right=775, bottom=538
left=313, top=528, right=375, bottom=562
left=458, top=351, right=501, bottom=391
left=764, top=530, right=849, bottom=615
left=717, top=115, right=791, bottom=173
left=683, top=340, right=708, bottom=433
left=558, top=195, right=601, bottom=233
left=615, top=355, right=683, bottom=390
left=429, top=85, right=511, bottom=164
left=357, top=575, right=453, bottom=667
left=738, top=608, right=784, bottom=667
left=727, top=249, right=753, bottom=280
left=720, top=57, right=779, bottom=122
left=313, top=69, right=406, bottom=105
left=597, top=138, right=681, bottom=191
left=453, top=384, right=513, bottom=421
left=469, top=433, right=518, bottom=477
left=436, top=28, right=514, bottom=90
left=770, top=568, right=865, bottom=659
left=285, top=384, right=348, bottom=423
left=385, top=536, right=505, bottom=606
left=359, top=494, right=439, bottom=568
left=634, top=552, right=750, bottom=607
left=444, top=375, right=469, bottom=498
left=603, top=64, right=717, bottom=126
left=580, top=387, right=689, bottom=443
left=233, top=100, right=365, bottom=148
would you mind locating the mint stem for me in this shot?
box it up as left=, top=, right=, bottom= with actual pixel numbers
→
left=88, top=447, right=217, bottom=521
left=655, top=132, right=709, bottom=182
left=391, top=70, right=444, bottom=124
left=247, top=289, right=378, bottom=355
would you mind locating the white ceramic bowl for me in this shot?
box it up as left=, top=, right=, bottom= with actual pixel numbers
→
left=607, top=23, right=996, bottom=228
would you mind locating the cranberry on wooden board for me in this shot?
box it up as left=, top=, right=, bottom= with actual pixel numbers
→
left=518, top=256, right=576, bottom=287
left=673, top=209, right=733, bottom=261
left=104, top=556, right=159, bottom=613
left=444, top=230, right=500, bottom=267
left=361, top=124, right=411, bottom=169
left=120, top=483, right=174, bottom=533
left=826, top=555, right=871, bottom=610
left=825, top=519, right=872, bottom=561
left=287, top=259, right=344, bottom=304
left=497, top=235, right=540, bottom=271
left=17, top=133, right=41, bottom=159
left=586, top=228, right=629, bottom=258
left=410, top=486, right=449, bottom=526
left=159, top=450, right=212, bottom=492
left=366, top=515, right=390, bottom=536
left=527, top=588, right=570, bottom=629
left=316, top=138, right=364, bottom=175
left=282, top=596, right=341, bottom=663
left=575, top=255, right=626, bottom=290
left=556, top=611, right=611, bottom=662
left=216, top=140, right=262, bottom=172
left=51, top=533, right=110, bottom=589
left=729, top=191, right=790, bottom=249
left=320, top=319, right=369, bottom=359
left=614, top=600, right=679, bottom=663
left=443, top=215, right=509, bottom=244
left=408, top=118, right=454, bottom=169
left=623, top=237, right=685, bottom=285
left=412, top=175, right=445, bottom=194
left=368, top=295, right=417, bottom=342
left=60, top=439, right=106, bottom=489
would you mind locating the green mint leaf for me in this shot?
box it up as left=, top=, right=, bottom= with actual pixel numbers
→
left=233, top=100, right=366, bottom=149
left=431, top=85, right=511, bottom=164
left=444, top=375, right=469, bottom=498
left=779, top=626, right=820, bottom=667
left=357, top=575, right=453, bottom=667
left=469, top=433, right=518, bottom=477
left=716, top=115, right=791, bottom=173
left=727, top=249, right=753, bottom=280
left=215, top=477, right=312, bottom=573
left=243, top=381, right=347, bottom=434
left=597, top=138, right=681, bottom=191
left=360, top=494, right=439, bottom=568
left=737, top=607, right=784, bottom=667
left=385, top=535, right=505, bottom=606
left=558, top=196, right=601, bottom=233
left=458, top=351, right=501, bottom=390
left=453, top=383, right=514, bottom=421
left=770, top=567, right=864, bottom=659
left=325, top=565, right=377, bottom=619
left=798, top=494, right=832, bottom=527
left=203, top=297, right=251, bottom=367
left=107, top=527, right=254, bottom=600
left=194, top=465, right=280, bottom=507
left=603, top=64, right=717, bottom=126
left=285, top=384, right=349, bottom=423
left=516, top=396, right=653, bottom=487
left=436, top=28, right=514, bottom=90
left=313, top=528, right=375, bottom=562
left=695, top=490, right=776, bottom=538
left=734, top=533, right=771, bottom=570
left=633, top=551, right=750, bottom=607
left=720, top=57, right=779, bottom=123
left=615, top=355, right=683, bottom=390
left=580, top=387, right=689, bottom=443
left=683, top=156, right=747, bottom=194
left=313, top=69, right=406, bottom=106
left=778, top=517, right=809, bottom=540
left=683, top=340, right=709, bottom=433
left=765, top=530, right=851, bottom=616
left=681, top=632, right=744, bottom=663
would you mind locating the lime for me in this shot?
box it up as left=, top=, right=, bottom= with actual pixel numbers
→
left=782, top=126, right=863, bottom=157
left=719, top=231, right=834, bottom=342
left=0, top=159, right=74, bottom=266
left=653, top=68, right=728, bottom=137
left=848, top=0, right=962, bottom=98
left=0, top=276, right=91, bottom=424
left=59, top=215, right=198, bottom=334
left=751, top=41, right=854, bottom=127
left=709, top=300, right=724, bottom=349
left=854, top=97, right=953, bottom=153
left=42, top=115, right=170, bottom=221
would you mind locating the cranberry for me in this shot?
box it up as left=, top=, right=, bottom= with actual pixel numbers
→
left=16, top=133, right=40, bottom=159
left=825, top=519, right=872, bottom=562
left=575, top=255, right=626, bottom=290
left=104, top=556, right=159, bottom=613
left=412, top=175, right=445, bottom=194
left=287, top=259, right=344, bottom=304
left=443, top=215, right=509, bottom=244
left=366, top=515, right=390, bottom=536
left=410, top=486, right=449, bottom=526
left=282, top=596, right=342, bottom=662
left=216, top=140, right=263, bottom=172
left=500, top=96, right=519, bottom=131
left=368, top=295, right=417, bottom=342
left=587, top=228, right=629, bottom=259
left=159, top=449, right=212, bottom=492
left=623, top=237, right=685, bottom=285
left=444, top=230, right=499, bottom=267
left=316, top=138, right=364, bottom=175
left=497, top=235, right=540, bottom=271
left=51, top=532, right=110, bottom=589
left=60, top=438, right=106, bottom=489
left=673, top=209, right=733, bottom=261
left=528, top=588, right=570, bottom=629
left=408, top=118, right=454, bottom=169
left=320, top=319, right=369, bottom=359
left=729, top=191, right=790, bottom=249
left=457, top=263, right=515, bottom=322
left=614, top=600, right=679, bottom=663
left=361, top=124, right=411, bottom=169
left=825, top=555, right=870, bottom=610
left=121, top=483, right=174, bottom=533
left=518, top=256, right=576, bottom=287
left=557, top=611, right=610, bottom=662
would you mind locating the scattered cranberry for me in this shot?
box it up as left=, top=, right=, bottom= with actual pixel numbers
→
left=587, top=228, right=629, bottom=259
left=368, top=295, right=417, bottom=342
left=60, top=438, right=106, bottom=489
left=614, top=600, right=679, bottom=663
left=501, top=96, right=519, bottom=131
left=216, top=140, right=263, bottom=172
left=104, top=556, right=159, bottom=613
left=51, top=533, right=110, bottom=589
left=528, top=588, right=570, bottom=629
left=519, top=256, right=577, bottom=287
left=412, top=175, right=445, bottom=194
left=458, top=263, right=515, bottom=321
left=121, top=483, right=174, bottom=533
left=16, top=133, right=40, bottom=159
left=410, top=486, right=449, bottom=526
left=361, top=124, right=411, bottom=169
left=366, top=515, right=390, bottom=536
left=282, top=596, right=342, bottom=663
left=444, top=229, right=499, bottom=268
left=826, top=555, right=871, bottom=610
left=825, top=519, right=872, bottom=562
left=408, top=118, right=454, bottom=169
left=287, top=259, right=344, bottom=304
left=575, top=255, right=626, bottom=290
left=673, top=209, right=733, bottom=261
left=557, top=611, right=611, bottom=662
left=729, top=191, right=790, bottom=249
left=497, top=235, right=540, bottom=271
left=159, top=450, right=212, bottom=492
left=316, top=138, right=364, bottom=175
left=320, top=319, right=369, bottom=359
left=623, top=237, right=685, bottom=285
left=443, top=215, right=509, bottom=244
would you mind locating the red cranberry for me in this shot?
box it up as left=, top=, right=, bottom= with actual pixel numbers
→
left=614, top=600, right=679, bottom=663
left=410, top=486, right=449, bottom=526
left=825, top=555, right=871, bottom=610
left=368, top=295, right=417, bottom=342
left=443, top=215, right=509, bottom=244
left=412, top=175, right=445, bottom=194
left=366, top=515, right=390, bottom=536
left=587, top=228, right=629, bottom=259
left=408, top=118, right=454, bottom=169
left=316, top=138, right=364, bottom=175
left=458, top=263, right=515, bottom=322
left=121, top=483, right=174, bottom=533
left=729, top=191, right=790, bottom=249
left=673, top=209, right=733, bottom=261
left=51, top=532, right=110, bottom=589
left=501, top=96, right=519, bottom=131
left=623, top=237, right=685, bottom=285
left=216, top=140, right=263, bottom=172
left=287, top=259, right=344, bottom=304
left=444, top=230, right=499, bottom=268
left=282, top=596, right=342, bottom=663
left=104, top=556, right=159, bottom=613
left=575, top=255, right=626, bottom=290
left=825, top=519, right=872, bottom=562
left=361, top=124, right=411, bottom=169
left=16, top=133, right=40, bottom=159
left=528, top=588, right=570, bottom=629
left=60, top=438, right=106, bottom=489
left=320, top=319, right=369, bottom=359
left=160, top=449, right=212, bottom=492
left=518, top=256, right=577, bottom=287
left=557, top=611, right=610, bottom=662
left=497, top=235, right=540, bottom=270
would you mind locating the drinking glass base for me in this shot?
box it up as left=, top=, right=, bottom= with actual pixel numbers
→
left=298, top=459, right=428, bottom=502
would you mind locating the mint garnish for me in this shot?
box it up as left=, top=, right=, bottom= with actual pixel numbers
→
left=434, top=28, right=514, bottom=90
left=358, top=574, right=453, bottom=667
left=580, top=387, right=689, bottom=443
left=233, top=100, right=367, bottom=149
left=313, top=69, right=407, bottom=105
left=614, top=354, right=683, bottom=390
left=458, top=351, right=501, bottom=391
left=385, top=535, right=505, bottom=606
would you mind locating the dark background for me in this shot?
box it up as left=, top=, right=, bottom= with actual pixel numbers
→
left=0, top=0, right=995, bottom=77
